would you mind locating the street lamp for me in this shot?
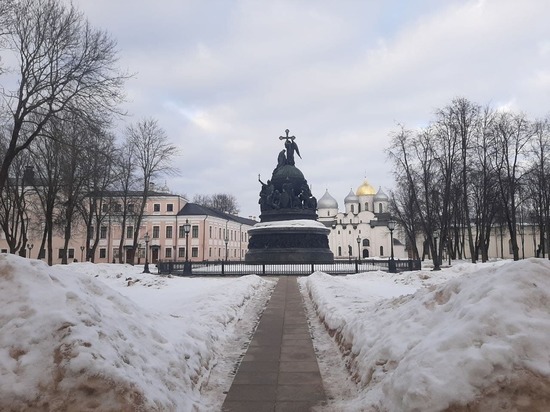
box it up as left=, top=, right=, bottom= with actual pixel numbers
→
left=433, top=229, right=441, bottom=271
left=356, top=236, right=361, bottom=261
left=27, top=243, right=33, bottom=259
left=143, top=232, right=150, bottom=273
left=224, top=233, right=229, bottom=261
left=387, top=220, right=396, bottom=273
left=80, top=245, right=85, bottom=262
left=183, top=219, right=191, bottom=274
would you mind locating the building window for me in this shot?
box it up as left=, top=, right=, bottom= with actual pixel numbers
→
left=192, top=247, right=198, bottom=258
left=192, top=225, right=199, bottom=238
left=58, top=249, right=66, bottom=259
left=379, top=203, right=383, bottom=213
left=152, top=226, right=160, bottom=238
left=179, top=225, right=185, bottom=238
left=209, top=226, right=212, bottom=238
left=99, top=248, right=106, bottom=258
left=209, top=248, right=212, bottom=257
left=68, top=248, right=74, bottom=259
left=126, top=226, right=133, bottom=239
left=338, top=246, right=342, bottom=256
left=102, top=203, right=108, bottom=213
left=363, top=239, right=370, bottom=247
left=380, top=246, right=384, bottom=256
left=100, top=226, right=107, bottom=239
left=178, top=247, right=185, bottom=258
left=114, top=203, right=121, bottom=212
left=166, top=226, right=173, bottom=238
left=219, top=228, right=222, bottom=238
left=365, top=203, right=369, bottom=211
left=165, top=247, right=172, bottom=259
left=153, top=203, right=160, bottom=212
left=128, top=203, right=134, bottom=213
left=167, top=204, right=173, bottom=212
left=351, top=204, right=355, bottom=214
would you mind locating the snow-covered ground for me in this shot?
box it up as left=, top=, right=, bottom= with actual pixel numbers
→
left=0, top=254, right=274, bottom=411
left=300, top=259, right=550, bottom=411
left=1, top=254, right=550, bottom=411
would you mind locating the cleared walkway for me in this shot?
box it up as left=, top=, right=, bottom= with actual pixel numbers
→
left=222, top=276, right=326, bottom=412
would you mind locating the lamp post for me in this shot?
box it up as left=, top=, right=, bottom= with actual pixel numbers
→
left=387, top=220, right=396, bottom=273
left=356, top=236, right=361, bottom=261
left=183, top=219, right=191, bottom=274
left=27, top=243, right=33, bottom=259
left=80, top=245, right=85, bottom=262
left=225, top=233, right=229, bottom=261
left=143, top=232, right=150, bottom=273
left=433, top=230, right=441, bottom=271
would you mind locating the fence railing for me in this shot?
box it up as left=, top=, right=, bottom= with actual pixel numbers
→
left=155, top=259, right=421, bottom=276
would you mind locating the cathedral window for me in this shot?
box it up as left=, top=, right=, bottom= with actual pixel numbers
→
left=379, top=203, right=383, bottom=213
left=365, top=203, right=369, bottom=211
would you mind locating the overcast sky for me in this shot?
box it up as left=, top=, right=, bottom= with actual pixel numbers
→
left=74, top=0, right=550, bottom=218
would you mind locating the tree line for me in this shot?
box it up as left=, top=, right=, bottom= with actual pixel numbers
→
left=387, top=97, right=550, bottom=266
left=0, top=0, right=241, bottom=265
left=0, top=0, right=181, bottom=264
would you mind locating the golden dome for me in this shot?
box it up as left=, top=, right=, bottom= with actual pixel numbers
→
left=356, top=179, right=376, bottom=196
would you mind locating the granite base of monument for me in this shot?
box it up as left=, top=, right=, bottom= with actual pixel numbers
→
left=245, top=220, right=334, bottom=264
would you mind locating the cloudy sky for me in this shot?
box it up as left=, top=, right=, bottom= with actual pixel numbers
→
left=75, top=0, right=550, bottom=218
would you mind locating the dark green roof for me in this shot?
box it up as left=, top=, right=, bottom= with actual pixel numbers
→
left=177, top=203, right=257, bottom=226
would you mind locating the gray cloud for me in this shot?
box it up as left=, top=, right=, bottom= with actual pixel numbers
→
left=69, top=0, right=550, bottom=217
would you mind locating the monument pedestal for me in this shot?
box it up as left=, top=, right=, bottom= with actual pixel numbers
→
left=246, top=220, right=333, bottom=263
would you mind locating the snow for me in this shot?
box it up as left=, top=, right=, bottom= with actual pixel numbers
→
left=300, top=259, right=550, bottom=411
left=2, top=254, right=550, bottom=411
left=249, top=219, right=328, bottom=230
left=0, top=254, right=274, bottom=411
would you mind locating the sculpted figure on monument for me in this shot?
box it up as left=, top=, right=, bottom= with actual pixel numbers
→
left=278, top=129, right=301, bottom=166
left=258, top=175, right=275, bottom=211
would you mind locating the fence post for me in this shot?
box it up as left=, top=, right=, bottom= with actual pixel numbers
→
left=262, top=264, right=266, bottom=275
left=221, top=261, right=225, bottom=276
left=355, top=259, right=359, bottom=273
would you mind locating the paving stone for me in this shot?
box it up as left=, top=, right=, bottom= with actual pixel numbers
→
left=222, top=277, right=326, bottom=411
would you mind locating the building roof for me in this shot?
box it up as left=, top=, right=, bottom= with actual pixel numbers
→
left=356, top=179, right=376, bottom=196
left=374, top=187, right=389, bottom=201
left=177, top=203, right=257, bottom=226
left=344, top=189, right=359, bottom=204
left=317, top=189, right=339, bottom=209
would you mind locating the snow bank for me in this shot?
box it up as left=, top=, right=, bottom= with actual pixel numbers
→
left=0, top=255, right=271, bottom=411
left=302, top=259, right=550, bottom=411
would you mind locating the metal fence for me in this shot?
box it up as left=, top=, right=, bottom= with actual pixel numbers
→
left=156, top=259, right=421, bottom=276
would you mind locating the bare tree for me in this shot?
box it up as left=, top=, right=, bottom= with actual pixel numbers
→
left=126, top=118, right=178, bottom=263
left=112, top=139, right=141, bottom=264
left=491, top=111, right=532, bottom=261
left=0, top=0, right=127, bottom=197
left=193, top=193, right=240, bottom=214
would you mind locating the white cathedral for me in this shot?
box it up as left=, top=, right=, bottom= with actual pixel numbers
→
left=317, top=179, right=407, bottom=260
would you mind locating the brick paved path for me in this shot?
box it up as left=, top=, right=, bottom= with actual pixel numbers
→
left=222, top=276, right=326, bottom=411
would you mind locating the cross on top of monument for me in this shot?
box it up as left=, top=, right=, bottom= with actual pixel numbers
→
left=279, top=129, right=296, bottom=142
left=277, top=129, right=301, bottom=166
